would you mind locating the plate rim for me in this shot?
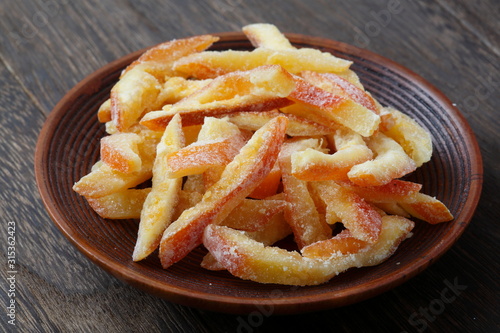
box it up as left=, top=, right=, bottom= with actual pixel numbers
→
left=34, top=31, right=483, bottom=314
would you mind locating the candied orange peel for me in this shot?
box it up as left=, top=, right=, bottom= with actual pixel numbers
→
left=73, top=23, right=453, bottom=286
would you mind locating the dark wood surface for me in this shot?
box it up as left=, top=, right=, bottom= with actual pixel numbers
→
left=1, top=1, right=498, bottom=332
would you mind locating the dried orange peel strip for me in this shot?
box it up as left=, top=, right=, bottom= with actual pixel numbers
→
left=123, top=35, right=219, bottom=78
left=380, top=107, right=433, bottom=167
left=301, top=71, right=380, bottom=114
left=301, top=229, right=367, bottom=258
left=172, top=46, right=352, bottom=80
left=73, top=127, right=160, bottom=198
left=309, top=181, right=382, bottom=244
left=283, top=75, right=381, bottom=137
left=86, top=188, right=151, bottom=220
left=242, top=23, right=295, bottom=50
left=223, top=110, right=335, bottom=137
left=203, top=215, right=414, bottom=286
left=343, top=180, right=423, bottom=203
left=291, top=125, right=373, bottom=181
left=398, top=193, right=453, bottom=224
left=279, top=139, right=333, bottom=248
left=222, top=198, right=288, bottom=232
left=348, top=132, right=417, bottom=186
left=166, top=117, right=246, bottom=178
left=133, top=114, right=185, bottom=261
left=100, top=132, right=142, bottom=174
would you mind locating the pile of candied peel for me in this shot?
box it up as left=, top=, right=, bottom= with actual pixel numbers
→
left=73, top=24, right=453, bottom=286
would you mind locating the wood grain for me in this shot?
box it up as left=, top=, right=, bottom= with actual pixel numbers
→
left=1, top=0, right=498, bottom=332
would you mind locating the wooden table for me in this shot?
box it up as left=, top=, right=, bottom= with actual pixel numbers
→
left=1, top=1, right=498, bottom=332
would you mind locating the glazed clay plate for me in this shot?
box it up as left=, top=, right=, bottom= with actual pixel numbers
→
left=35, top=32, right=482, bottom=314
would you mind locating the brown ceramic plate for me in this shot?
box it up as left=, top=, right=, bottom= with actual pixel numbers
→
left=35, top=32, right=482, bottom=314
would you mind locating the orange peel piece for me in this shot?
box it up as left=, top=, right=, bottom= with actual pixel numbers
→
left=344, top=179, right=423, bottom=203
left=166, top=117, right=246, bottom=178
left=111, top=67, right=161, bottom=131
left=123, top=35, right=219, bottom=78
left=399, top=193, right=453, bottom=224
left=73, top=127, right=160, bottom=198
left=301, top=71, right=380, bottom=114
left=284, top=75, right=380, bottom=137
left=309, top=181, right=382, bottom=244
left=242, top=23, right=294, bottom=50
left=222, top=198, right=288, bottom=232
left=279, top=139, right=333, bottom=248
left=248, top=162, right=282, bottom=199
left=100, top=132, right=142, bottom=173
left=133, top=114, right=184, bottom=261
left=301, top=230, right=367, bottom=258
left=173, top=45, right=352, bottom=79
left=86, top=188, right=151, bottom=220
left=97, top=99, right=112, bottom=123
left=224, top=110, right=334, bottom=136
left=381, top=107, right=433, bottom=167
left=291, top=126, right=373, bottom=181
left=348, top=133, right=417, bottom=186
left=203, top=215, right=414, bottom=286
